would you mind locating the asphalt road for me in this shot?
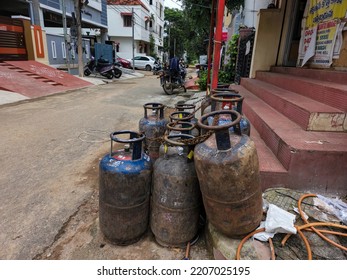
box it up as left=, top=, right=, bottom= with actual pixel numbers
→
left=0, top=73, right=203, bottom=259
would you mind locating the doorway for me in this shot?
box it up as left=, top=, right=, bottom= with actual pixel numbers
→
left=283, top=0, right=307, bottom=66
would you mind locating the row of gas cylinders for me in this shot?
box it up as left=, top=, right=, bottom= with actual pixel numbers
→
left=99, top=89, right=263, bottom=247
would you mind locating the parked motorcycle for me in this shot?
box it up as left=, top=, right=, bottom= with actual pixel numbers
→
left=113, top=62, right=123, bottom=79
left=84, top=56, right=114, bottom=79
left=152, top=61, right=162, bottom=75
left=159, top=64, right=187, bottom=95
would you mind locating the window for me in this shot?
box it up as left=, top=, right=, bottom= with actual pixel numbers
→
left=159, top=26, right=162, bottom=38
left=51, top=41, right=57, bottom=59
left=61, top=42, right=66, bottom=58
left=123, top=15, right=132, bottom=27
left=85, top=43, right=90, bottom=59
left=149, top=20, right=153, bottom=28
left=159, top=4, right=163, bottom=18
left=149, top=0, right=153, bottom=4
left=71, top=43, right=75, bottom=59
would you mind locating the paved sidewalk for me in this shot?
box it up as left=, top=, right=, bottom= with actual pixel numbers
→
left=0, top=68, right=145, bottom=106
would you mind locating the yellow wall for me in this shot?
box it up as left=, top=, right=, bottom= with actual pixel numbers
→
left=21, top=19, right=35, bottom=60
left=250, top=8, right=285, bottom=78
left=31, top=27, right=49, bottom=65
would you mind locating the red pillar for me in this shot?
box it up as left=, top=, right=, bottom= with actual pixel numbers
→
left=206, top=0, right=216, bottom=96
left=211, top=0, right=225, bottom=90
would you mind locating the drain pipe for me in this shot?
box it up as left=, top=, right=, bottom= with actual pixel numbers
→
left=211, top=0, right=226, bottom=90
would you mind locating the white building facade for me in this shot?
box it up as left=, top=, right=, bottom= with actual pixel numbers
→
left=107, top=0, right=164, bottom=60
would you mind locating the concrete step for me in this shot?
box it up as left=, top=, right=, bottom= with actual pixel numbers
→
left=241, top=78, right=346, bottom=132
left=271, top=66, right=347, bottom=85
left=255, top=71, right=347, bottom=111
left=232, top=85, right=347, bottom=195
left=249, top=124, right=288, bottom=190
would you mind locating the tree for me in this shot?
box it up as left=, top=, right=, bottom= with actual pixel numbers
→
left=180, top=0, right=243, bottom=60
left=164, top=8, right=186, bottom=59
left=163, top=1, right=244, bottom=62
left=149, top=33, right=156, bottom=58
left=74, top=0, right=83, bottom=77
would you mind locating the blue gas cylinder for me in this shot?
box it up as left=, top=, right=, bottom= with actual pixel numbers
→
left=139, top=103, right=168, bottom=162
left=99, top=130, right=152, bottom=245
left=208, top=90, right=251, bottom=136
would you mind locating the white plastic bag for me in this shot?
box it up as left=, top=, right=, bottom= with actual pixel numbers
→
left=254, top=204, right=297, bottom=241
left=265, top=204, right=297, bottom=235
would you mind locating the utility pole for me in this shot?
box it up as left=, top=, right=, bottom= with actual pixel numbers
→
left=32, top=0, right=41, bottom=26
left=132, top=8, right=135, bottom=71
left=168, top=23, right=171, bottom=59
left=206, top=0, right=216, bottom=94
left=211, top=0, right=226, bottom=89
left=174, top=38, right=176, bottom=57
left=62, top=0, right=71, bottom=73
left=74, top=0, right=84, bottom=77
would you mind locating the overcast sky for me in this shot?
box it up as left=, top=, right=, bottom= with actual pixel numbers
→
left=164, top=0, right=182, bottom=9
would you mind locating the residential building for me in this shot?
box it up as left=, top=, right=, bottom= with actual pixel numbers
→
left=107, top=0, right=164, bottom=61
left=227, top=0, right=347, bottom=194
left=0, top=0, right=108, bottom=69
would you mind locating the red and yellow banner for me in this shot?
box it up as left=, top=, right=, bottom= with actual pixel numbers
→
left=306, top=0, right=347, bottom=28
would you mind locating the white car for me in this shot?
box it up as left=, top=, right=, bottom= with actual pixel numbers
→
left=127, top=55, right=156, bottom=71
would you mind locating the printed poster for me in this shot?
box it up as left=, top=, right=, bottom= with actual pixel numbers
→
left=310, top=20, right=339, bottom=67
left=299, top=25, right=317, bottom=66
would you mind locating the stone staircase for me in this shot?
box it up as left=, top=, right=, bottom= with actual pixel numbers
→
left=230, top=67, right=347, bottom=195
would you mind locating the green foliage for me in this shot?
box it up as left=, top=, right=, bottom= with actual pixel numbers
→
left=218, top=70, right=230, bottom=84
left=197, top=70, right=208, bottom=91
left=225, top=0, right=243, bottom=11
left=163, top=1, right=242, bottom=71
left=197, top=69, right=233, bottom=91
left=149, top=33, right=157, bottom=58
left=224, top=34, right=239, bottom=81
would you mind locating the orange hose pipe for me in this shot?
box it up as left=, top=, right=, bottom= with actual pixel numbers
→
left=296, top=226, right=312, bottom=260
left=298, top=222, right=347, bottom=232
left=282, top=222, right=347, bottom=248
left=235, top=228, right=265, bottom=260
left=268, top=238, right=276, bottom=260
left=304, top=228, right=347, bottom=237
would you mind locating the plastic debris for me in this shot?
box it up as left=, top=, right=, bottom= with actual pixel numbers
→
left=254, top=204, right=297, bottom=241
left=316, top=195, right=347, bottom=225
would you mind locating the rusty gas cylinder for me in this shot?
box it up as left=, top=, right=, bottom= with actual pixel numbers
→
left=99, top=131, right=152, bottom=245
left=175, top=104, right=198, bottom=127
left=201, top=85, right=236, bottom=115
left=201, top=95, right=211, bottom=116
left=170, top=111, right=199, bottom=136
left=194, top=110, right=262, bottom=237
left=158, top=121, right=195, bottom=156
left=209, top=90, right=251, bottom=136
left=139, top=103, right=168, bottom=162
left=151, top=134, right=201, bottom=247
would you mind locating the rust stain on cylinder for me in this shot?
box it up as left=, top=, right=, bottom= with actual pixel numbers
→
left=150, top=154, right=202, bottom=247
left=194, top=133, right=263, bottom=237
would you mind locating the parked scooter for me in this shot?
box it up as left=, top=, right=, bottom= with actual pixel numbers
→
left=84, top=56, right=114, bottom=79
left=113, top=61, right=123, bottom=79
left=152, top=61, right=162, bottom=75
